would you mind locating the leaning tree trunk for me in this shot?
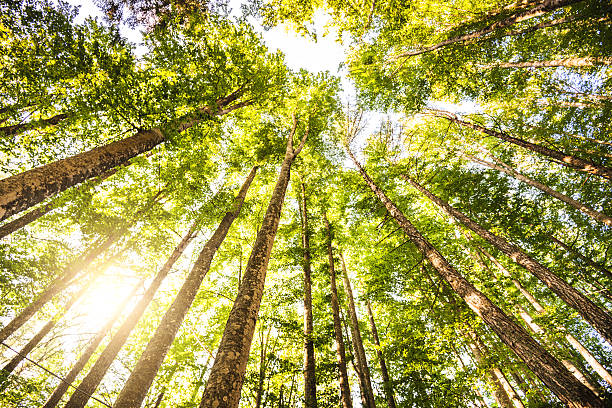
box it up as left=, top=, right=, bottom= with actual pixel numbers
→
left=451, top=342, right=491, bottom=408
left=324, top=213, right=353, bottom=408
left=402, top=174, right=612, bottom=345
left=198, top=119, right=308, bottom=408
left=481, top=57, right=612, bottom=69
left=339, top=252, right=376, bottom=408
left=464, top=153, right=612, bottom=226
left=298, top=178, right=318, bottom=408
left=0, top=113, right=70, bottom=137
left=365, top=300, right=397, bottom=408
left=394, top=0, right=583, bottom=58
left=549, top=235, right=612, bottom=281
left=41, top=280, right=142, bottom=408
left=345, top=145, right=603, bottom=408
left=428, top=109, right=612, bottom=179
left=63, top=222, right=198, bottom=408
left=477, top=246, right=612, bottom=388
left=0, top=92, right=248, bottom=222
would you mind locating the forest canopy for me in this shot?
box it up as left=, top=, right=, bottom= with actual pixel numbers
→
left=0, top=0, right=611, bottom=407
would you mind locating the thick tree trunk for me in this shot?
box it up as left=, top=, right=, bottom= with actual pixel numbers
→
left=365, top=300, right=397, bottom=408
left=339, top=252, right=376, bottom=408
left=481, top=57, right=612, bottom=69
left=394, top=0, right=583, bottom=58
left=0, top=93, right=249, bottom=222
left=63, top=222, right=198, bottom=408
left=0, top=231, right=124, bottom=344
left=198, top=119, right=308, bottom=408
left=477, top=246, right=612, bottom=388
left=298, top=178, right=318, bottom=408
left=41, top=280, right=142, bottom=408
left=465, top=153, right=612, bottom=226
left=345, top=146, right=604, bottom=407
left=428, top=109, right=612, bottom=179
left=323, top=213, right=353, bottom=408
left=0, top=113, right=70, bottom=137
left=549, top=235, right=612, bottom=280
left=403, top=174, right=612, bottom=345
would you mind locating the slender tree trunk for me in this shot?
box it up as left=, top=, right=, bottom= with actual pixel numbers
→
left=63, top=221, right=198, bottom=408
left=464, top=153, right=612, bottom=226
left=0, top=278, right=94, bottom=385
left=153, top=391, right=165, bottom=408
left=477, top=246, right=612, bottom=388
left=41, top=280, right=142, bottom=408
left=365, top=300, right=397, bottom=408
left=403, top=174, right=612, bottom=345
left=451, top=342, right=490, bottom=408
left=0, top=92, right=249, bottom=221
left=0, top=113, right=70, bottom=137
left=394, top=0, right=583, bottom=58
left=339, top=252, right=376, bottom=408
left=0, top=166, right=120, bottom=239
left=549, top=235, right=612, bottom=280
left=323, top=213, right=353, bottom=408
left=345, top=146, right=603, bottom=408
left=481, top=57, right=612, bottom=69
left=198, top=118, right=308, bottom=408
left=298, top=178, right=317, bottom=408
left=428, top=109, right=612, bottom=179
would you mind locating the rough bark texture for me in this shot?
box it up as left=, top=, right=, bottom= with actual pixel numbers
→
left=478, top=246, right=612, bottom=388
left=466, top=153, right=612, bottom=226
left=298, top=179, right=318, bottom=408
left=365, top=300, right=397, bottom=408
left=395, top=0, right=583, bottom=58
left=0, top=113, right=69, bottom=137
left=324, top=214, right=353, bottom=408
left=481, top=57, right=612, bottom=69
left=199, top=121, right=307, bottom=408
left=345, top=146, right=603, bottom=408
left=339, top=252, right=376, bottom=408
left=64, top=222, right=198, bottom=408
left=429, top=109, right=612, bottom=179
left=41, top=281, right=141, bottom=408
left=0, top=230, right=123, bottom=344
left=403, top=174, right=612, bottom=345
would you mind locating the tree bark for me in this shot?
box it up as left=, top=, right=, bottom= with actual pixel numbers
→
left=428, top=109, right=612, bottom=179
left=465, top=153, right=612, bottom=226
left=480, top=57, right=612, bottom=69
left=0, top=113, right=70, bottom=137
left=394, top=0, right=584, bottom=58
left=41, top=280, right=142, bottom=408
left=63, top=221, right=198, bottom=408
left=403, top=174, right=612, bottom=345
left=198, top=118, right=308, bottom=408
left=477, top=246, right=612, bottom=388
left=345, top=145, right=604, bottom=408
left=365, top=300, right=397, bottom=408
left=339, top=252, right=376, bottom=408
left=323, top=213, right=353, bottom=408
left=549, top=235, right=612, bottom=281
left=298, top=178, right=317, bottom=408
left=0, top=92, right=249, bottom=222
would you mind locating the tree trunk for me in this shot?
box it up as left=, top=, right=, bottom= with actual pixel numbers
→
left=41, top=280, right=142, bottom=408
left=63, top=221, right=198, bottom=408
left=365, top=300, right=397, bottom=408
left=394, top=0, right=583, bottom=58
left=481, top=57, right=612, bottom=69
left=198, top=118, right=308, bottom=408
left=298, top=178, right=317, bottom=408
left=451, top=342, right=490, bottom=408
left=549, top=235, right=612, bottom=280
left=464, top=153, right=612, bottom=226
left=345, top=146, right=604, bottom=408
left=0, top=113, right=69, bottom=137
left=153, top=391, right=165, bottom=408
left=428, top=109, right=612, bottom=179
left=323, top=213, right=353, bottom=408
left=339, top=252, right=376, bottom=408
left=0, top=92, right=249, bottom=221
left=477, top=246, right=612, bottom=388
left=0, top=278, right=94, bottom=386
left=403, top=174, right=612, bottom=345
